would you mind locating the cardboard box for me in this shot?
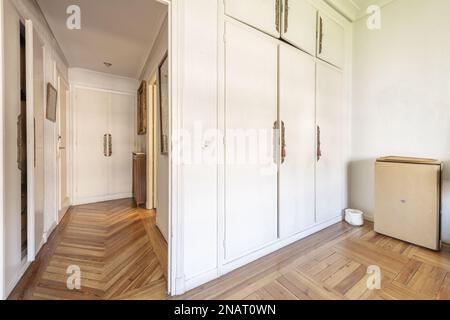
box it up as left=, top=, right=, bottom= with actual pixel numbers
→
left=375, top=157, right=441, bottom=251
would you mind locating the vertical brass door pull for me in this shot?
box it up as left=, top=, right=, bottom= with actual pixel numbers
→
left=281, top=121, right=286, bottom=164
left=103, top=134, right=108, bottom=157
left=284, top=0, right=289, bottom=33
left=318, top=16, right=324, bottom=54
left=275, top=0, right=281, bottom=33
left=317, top=125, right=322, bottom=162
left=108, top=134, right=112, bottom=157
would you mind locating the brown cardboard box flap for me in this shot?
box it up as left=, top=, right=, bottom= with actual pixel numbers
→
left=376, top=156, right=441, bottom=165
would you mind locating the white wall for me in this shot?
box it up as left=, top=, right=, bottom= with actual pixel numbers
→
left=139, top=15, right=169, bottom=240
left=1, top=0, right=68, bottom=298
left=350, top=0, right=450, bottom=243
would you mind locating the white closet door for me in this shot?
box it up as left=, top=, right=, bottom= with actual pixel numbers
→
left=279, top=45, right=316, bottom=237
left=74, top=87, right=109, bottom=203
left=317, top=13, right=345, bottom=68
left=224, top=22, right=279, bottom=261
left=109, top=92, right=133, bottom=197
left=225, top=0, right=280, bottom=38
left=281, top=0, right=317, bottom=55
left=316, top=62, right=344, bottom=223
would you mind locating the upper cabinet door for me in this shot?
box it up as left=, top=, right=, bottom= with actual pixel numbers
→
left=281, top=0, right=317, bottom=55
left=225, top=0, right=281, bottom=38
left=317, top=12, right=345, bottom=68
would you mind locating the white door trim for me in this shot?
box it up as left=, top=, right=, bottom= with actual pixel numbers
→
left=25, top=19, right=36, bottom=262
left=159, top=0, right=183, bottom=296
left=0, top=0, right=5, bottom=300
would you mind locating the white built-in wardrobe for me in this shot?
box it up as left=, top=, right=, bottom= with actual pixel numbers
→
left=73, top=87, right=135, bottom=205
left=222, top=0, right=348, bottom=266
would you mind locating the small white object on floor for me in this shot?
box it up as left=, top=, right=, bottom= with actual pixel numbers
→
left=345, top=209, right=364, bottom=227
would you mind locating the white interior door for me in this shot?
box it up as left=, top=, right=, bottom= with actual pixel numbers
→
left=225, top=0, right=280, bottom=38
left=317, top=12, right=345, bottom=68
left=74, top=87, right=109, bottom=204
left=281, top=0, right=317, bottom=55
left=57, top=76, right=70, bottom=221
left=224, top=22, right=278, bottom=262
left=109, top=92, right=133, bottom=197
left=279, top=44, right=316, bottom=237
left=316, top=62, right=344, bottom=223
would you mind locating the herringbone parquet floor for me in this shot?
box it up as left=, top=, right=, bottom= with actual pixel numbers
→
left=9, top=199, right=168, bottom=300
left=179, top=222, right=450, bottom=300
left=10, top=198, right=450, bottom=300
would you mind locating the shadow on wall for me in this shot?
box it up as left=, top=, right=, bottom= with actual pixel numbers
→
left=348, top=159, right=376, bottom=221
left=348, top=158, right=450, bottom=244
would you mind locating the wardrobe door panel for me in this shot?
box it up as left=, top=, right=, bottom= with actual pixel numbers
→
left=281, top=0, right=317, bottom=55
left=74, top=88, right=109, bottom=203
left=225, top=0, right=281, bottom=38
left=316, top=63, right=344, bottom=223
left=109, top=93, right=133, bottom=197
left=224, top=22, right=279, bottom=262
left=317, top=13, right=345, bottom=68
left=279, top=45, right=316, bottom=237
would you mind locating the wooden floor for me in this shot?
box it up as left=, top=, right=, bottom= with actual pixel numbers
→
left=178, top=222, right=450, bottom=300
left=9, top=200, right=450, bottom=300
left=9, top=199, right=168, bottom=300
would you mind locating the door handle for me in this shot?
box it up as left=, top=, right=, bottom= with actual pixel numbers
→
left=317, top=125, right=322, bottom=162
left=318, top=16, right=324, bottom=54
left=284, top=0, right=289, bottom=33
left=103, top=134, right=108, bottom=156
left=108, top=134, right=112, bottom=157
left=275, top=0, right=281, bottom=33
left=281, top=121, right=286, bottom=164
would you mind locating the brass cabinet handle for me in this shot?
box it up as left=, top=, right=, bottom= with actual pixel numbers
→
left=108, top=134, right=112, bottom=157
left=103, top=134, right=108, bottom=156
left=273, top=120, right=286, bottom=164
left=281, top=121, right=286, bottom=164
left=317, top=126, right=322, bottom=162
left=275, top=0, right=281, bottom=33
left=318, top=16, right=324, bottom=54
left=284, top=0, right=289, bottom=33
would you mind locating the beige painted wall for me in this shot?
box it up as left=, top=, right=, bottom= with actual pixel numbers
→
left=350, top=0, right=450, bottom=243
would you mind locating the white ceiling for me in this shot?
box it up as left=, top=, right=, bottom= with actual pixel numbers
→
left=37, top=0, right=167, bottom=79
left=325, top=0, right=394, bottom=21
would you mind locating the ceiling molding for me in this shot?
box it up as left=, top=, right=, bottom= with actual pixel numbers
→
left=325, top=0, right=395, bottom=22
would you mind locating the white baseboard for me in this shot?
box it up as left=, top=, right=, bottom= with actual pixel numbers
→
left=184, top=268, right=219, bottom=293
left=5, top=260, right=31, bottom=298
left=73, top=193, right=132, bottom=206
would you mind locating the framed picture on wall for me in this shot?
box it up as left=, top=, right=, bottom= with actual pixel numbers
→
left=46, top=83, right=58, bottom=123
left=137, top=80, right=147, bottom=135
left=158, top=53, right=169, bottom=155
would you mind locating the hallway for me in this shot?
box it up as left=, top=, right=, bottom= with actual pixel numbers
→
left=9, top=199, right=168, bottom=300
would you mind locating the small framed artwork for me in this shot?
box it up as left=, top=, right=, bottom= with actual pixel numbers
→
left=137, top=80, right=147, bottom=135
left=158, top=53, right=169, bottom=155
left=46, top=83, right=58, bottom=122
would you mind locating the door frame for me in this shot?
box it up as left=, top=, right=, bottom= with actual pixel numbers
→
left=158, top=0, right=182, bottom=296
left=146, top=75, right=158, bottom=210
left=0, top=0, right=5, bottom=300
left=55, top=69, right=70, bottom=223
